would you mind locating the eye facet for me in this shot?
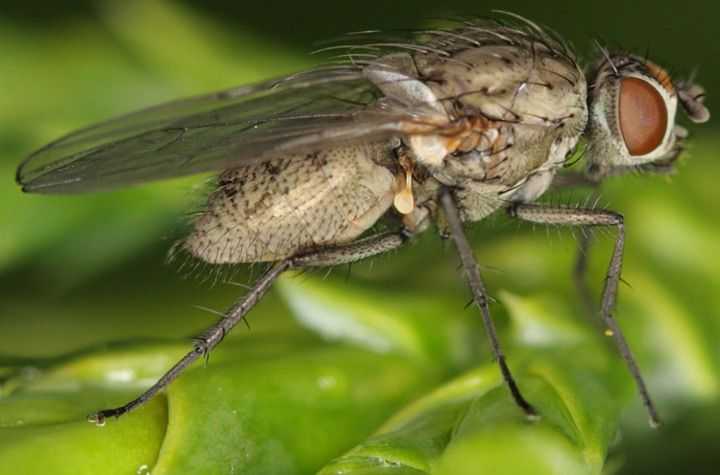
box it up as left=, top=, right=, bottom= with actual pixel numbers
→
left=618, top=77, right=668, bottom=156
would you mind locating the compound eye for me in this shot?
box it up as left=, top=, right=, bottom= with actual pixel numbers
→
left=619, top=77, right=668, bottom=156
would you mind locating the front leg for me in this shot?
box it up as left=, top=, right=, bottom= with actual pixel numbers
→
left=554, top=160, right=678, bottom=334
left=550, top=175, right=603, bottom=323
left=508, top=203, right=661, bottom=427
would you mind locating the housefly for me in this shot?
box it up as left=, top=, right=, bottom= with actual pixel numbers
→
left=16, top=13, right=710, bottom=428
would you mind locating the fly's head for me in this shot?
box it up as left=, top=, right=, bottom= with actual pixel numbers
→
left=584, top=51, right=710, bottom=179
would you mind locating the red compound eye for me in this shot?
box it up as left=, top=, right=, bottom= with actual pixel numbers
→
left=618, top=77, right=668, bottom=156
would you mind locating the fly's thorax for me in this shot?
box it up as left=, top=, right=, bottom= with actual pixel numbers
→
left=504, top=129, right=582, bottom=203
left=415, top=44, right=587, bottom=132
left=377, top=40, right=589, bottom=222
left=439, top=124, right=582, bottom=222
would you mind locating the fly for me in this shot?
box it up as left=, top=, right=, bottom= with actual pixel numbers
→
left=16, top=13, right=710, bottom=428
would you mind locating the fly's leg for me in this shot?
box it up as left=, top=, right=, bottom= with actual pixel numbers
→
left=88, top=260, right=291, bottom=424
left=88, top=231, right=409, bottom=425
left=508, top=203, right=661, bottom=428
left=440, top=189, right=539, bottom=419
left=294, top=231, right=409, bottom=267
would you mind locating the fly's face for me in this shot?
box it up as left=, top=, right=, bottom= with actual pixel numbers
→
left=585, top=53, right=710, bottom=175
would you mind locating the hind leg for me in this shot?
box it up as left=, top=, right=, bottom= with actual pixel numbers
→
left=89, top=230, right=410, bottom=424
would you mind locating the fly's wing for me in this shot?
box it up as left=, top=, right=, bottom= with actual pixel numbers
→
left=17, top=68, right=435, bottom=194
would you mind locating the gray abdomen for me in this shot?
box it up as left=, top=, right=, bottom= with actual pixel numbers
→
left=184, top=144, right=395, bottom=264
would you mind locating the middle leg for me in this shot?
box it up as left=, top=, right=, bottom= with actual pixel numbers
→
left=440, top=189, right=538, bottom=419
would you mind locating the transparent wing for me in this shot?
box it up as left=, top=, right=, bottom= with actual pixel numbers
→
left=17, top=68, right=425, bottom=194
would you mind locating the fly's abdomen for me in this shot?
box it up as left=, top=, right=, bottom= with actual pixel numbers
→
left=184, top=144, right=395, bottom=264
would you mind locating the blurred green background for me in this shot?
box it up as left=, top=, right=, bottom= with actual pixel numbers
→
left=1, top=1, right=718, bottom=474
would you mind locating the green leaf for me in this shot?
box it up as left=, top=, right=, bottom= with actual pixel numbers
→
left=1, top=338, right=438, bottom=475
left=316, top=292, right=628, bottom=475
